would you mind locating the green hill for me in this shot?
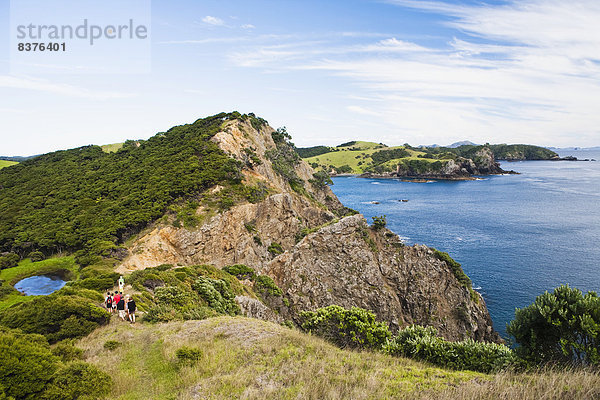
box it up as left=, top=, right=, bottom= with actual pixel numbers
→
left=298, top=142, right=557, bottom=175
left=0, top=113, right=260, bottom=258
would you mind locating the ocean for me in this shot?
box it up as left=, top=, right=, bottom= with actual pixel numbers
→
left=330, top=149, right=600, bottom=339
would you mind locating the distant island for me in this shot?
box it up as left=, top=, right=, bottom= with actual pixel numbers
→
left=297, top=142, right=563, bottom=179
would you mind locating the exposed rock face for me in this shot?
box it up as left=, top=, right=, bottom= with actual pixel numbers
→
left=119, top=193, right=336, bottom=272
left=235, top=295, right=283, bottom=324
left=119, top=116, right=499, bottom=342
left=266, top=215, right=499, bottom=342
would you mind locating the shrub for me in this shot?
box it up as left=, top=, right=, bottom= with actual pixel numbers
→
left=432, top=249, right=472, bottom=289
left=73, top=276, right=115, bottom=292
left=254, top=275, right=282, bottom=297
left=192, top=277, right=240, bottom=315
left=176, top=346, right=203, bottom=365
left=103, top=340, right=121, bottom=351
left=222, top=264, right=256, bottom=280
left=0, top=329, right=59, bottom=400
left=268, top=242, right=284, bottom=256
left=28, top=251, right=45, bottom=262
left=143, top=304, right=181, bottom=323
left=42, top=361, right=112, bottom=400
left=0, top=253, right=19, bottom=270
left=155, top=286, right=192, bottom=308
left=383, top=325, right=516, bottom=373
left=0, top=294, right=109, bottom=343
left=507, top=284, right=600, bottom=366
left=300, top=305, right=391, bottom=350
left=0, top=285, right=18, bottom=300
left=51, top=341, right=83, bottom=362
left=371, top=215, right=387, bottom=230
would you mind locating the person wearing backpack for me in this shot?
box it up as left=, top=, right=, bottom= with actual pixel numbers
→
left=105, top=292, right=113, bottom=313
left=116, top=295, right=126, bottom=321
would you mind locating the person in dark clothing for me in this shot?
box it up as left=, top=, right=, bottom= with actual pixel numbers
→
left=126, top=296, right=137, bottom=323
left=116, top=296, right=126, bottom=321
left=105, top=292, right=113, bottom=313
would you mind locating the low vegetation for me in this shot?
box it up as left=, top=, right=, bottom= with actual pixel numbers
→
left=0, top=328, right=111, bottom=400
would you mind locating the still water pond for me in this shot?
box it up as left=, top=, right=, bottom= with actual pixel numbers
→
left=14, top=275, right=67, bottom=296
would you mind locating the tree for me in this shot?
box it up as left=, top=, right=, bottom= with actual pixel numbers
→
left=371, top=215, right=387, bottom=230
left=507, top=285, right=600, bottom=366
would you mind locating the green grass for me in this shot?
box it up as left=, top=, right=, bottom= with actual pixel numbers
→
left=0, top=160, right=18, bottom=169
left=101, top=142, right=124, bottom=153
left=0, top=256, right=78, bottom=310
left=305, top=145, right=427, bottom=173
left=77, top=316, right=600, bottom=399
left=78, top=316, right=484, bottom=400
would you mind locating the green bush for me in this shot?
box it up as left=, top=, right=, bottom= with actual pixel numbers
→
left=0, top=253, right=19, bottom=270
left=507, top=285, right=600, bottom=366
left=371, top=215, right=387, bottom=230
left=0, top=294, right=109, bottom=343
left=383, top=325, right=516, bottom=373
left=254, top=275, right=282, bottom=297
left=300, top=305, right=391, bottom=350
left=73, top=276, right=115, bottom=292
left=0, top=285, right=18, bottom=300
left=192, top=277, right=239, bottom=315
left=268, top=242, right=284, bottom=256
left=28, top=251, right=45, bottom=262
left=432, top=249, right=472, bottom=289
left=51, top=341, right=83, bottom=362
left=143, top=304, right=181, bottom=323
left=0, top=328, right=59, bottom=400
left=155, top=286, right=192, bottom=308
left=175, top=346, right=203, bottom=365
left=103, top=340, right=121, bottom=351
left=222, top=264, right=256, bottom=280
left=42, top=361, right=111, bottom=400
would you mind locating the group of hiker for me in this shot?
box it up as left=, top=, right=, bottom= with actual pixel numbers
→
left=104, top=275, right=137, bottom=323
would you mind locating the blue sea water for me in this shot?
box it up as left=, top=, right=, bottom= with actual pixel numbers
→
left=330, top=150, right=600, bottom=339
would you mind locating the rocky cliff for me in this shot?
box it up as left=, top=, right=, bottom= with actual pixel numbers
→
left=118, top=115, right=499, bottom=342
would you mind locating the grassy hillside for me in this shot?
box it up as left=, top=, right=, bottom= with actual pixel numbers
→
left=101, top=142, right=124, bottom=153
left=303, top=141, right=428, bottom=174
left=77, top=316, right=600, bottom=400
left=0, top=160, right=17, bottom=169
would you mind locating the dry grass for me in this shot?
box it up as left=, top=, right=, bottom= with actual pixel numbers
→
left=77, top=316, right=600, bottom=400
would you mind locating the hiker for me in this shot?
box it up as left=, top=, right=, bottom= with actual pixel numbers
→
left=116, top=294, right=126, bottom=321
left=126, top=295, right=137, bottom=323
left=111, top=292, right=117, bottom=312
left=118, top=275, right=125, bottom=291
left=105, top=292, right=113, bottom=313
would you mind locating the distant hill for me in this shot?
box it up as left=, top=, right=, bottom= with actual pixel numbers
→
left=298, top=141, right=558, bottom=175
left=0, top=155, right=38, bottom=162
left=448, top=140, right=479, bottom=148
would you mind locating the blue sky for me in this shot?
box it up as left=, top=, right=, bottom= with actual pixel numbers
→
left=1, top=0, right=599, bottom=155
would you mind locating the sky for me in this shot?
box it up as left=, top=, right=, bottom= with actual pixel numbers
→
left=1, top=0, right=600, bottom=156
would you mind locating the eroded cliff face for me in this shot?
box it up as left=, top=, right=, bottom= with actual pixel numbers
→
left=119, top=116, right=499, bottom=342
left=266, top=215, right=499, bottom=342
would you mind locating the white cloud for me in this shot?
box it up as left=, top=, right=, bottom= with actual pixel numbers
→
left=201, top=16, right=224, bottom=26
left=241, top=24, right=256, bottom=30
left=0, top=76, right=134, bottom=100
left=229, top=0, right=600, bottom=146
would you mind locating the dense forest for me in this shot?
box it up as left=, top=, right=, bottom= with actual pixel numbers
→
left=0, top=112, right=263, bottom=258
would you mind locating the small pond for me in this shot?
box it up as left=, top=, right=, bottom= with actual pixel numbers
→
left=14, top=275, right=67, bottom=296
